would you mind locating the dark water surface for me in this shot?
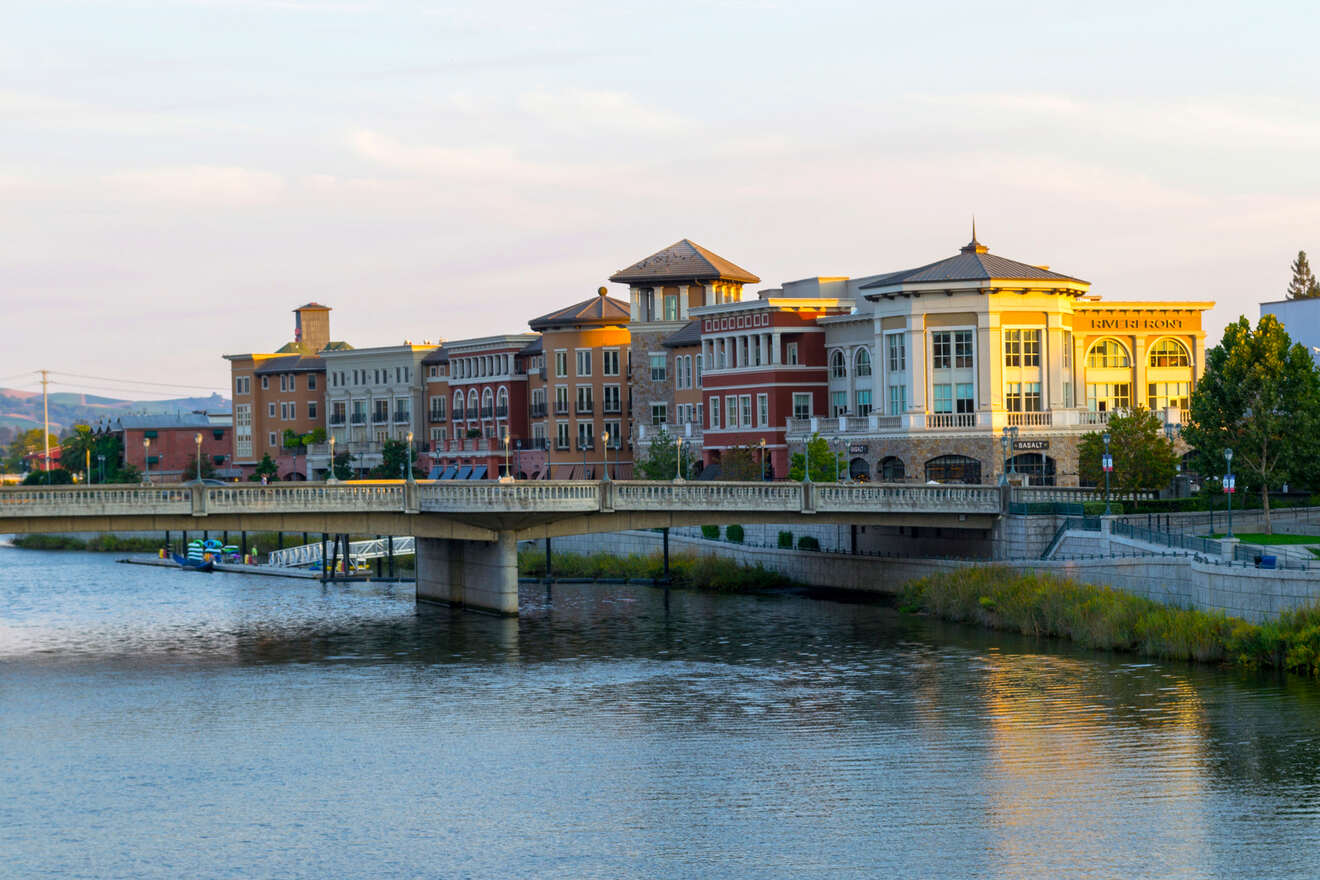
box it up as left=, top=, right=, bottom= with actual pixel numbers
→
left=3, top=546, right=1320, bottom=879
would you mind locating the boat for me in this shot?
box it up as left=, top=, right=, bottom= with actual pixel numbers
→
left=171, top=552, right=215, bottom=572
left=172, top=538, right=221, bottom=572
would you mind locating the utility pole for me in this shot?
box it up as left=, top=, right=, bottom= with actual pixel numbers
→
left=41, top=369, right=50, bottom=484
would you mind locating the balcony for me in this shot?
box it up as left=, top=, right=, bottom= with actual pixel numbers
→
left=480, top=406, right=493, bottom=419
left=350, top=414, right=367, bottom=425
left=555, top=439, right=570, bottom=450
left=575, top=402, right=594, bottom=416
left=554, top=404, right=569, bottom=416
left=495, top=405, right=508, bottom=418
left=393, top=412, right=411, bottom=424
left=926, top=413, right=976, bottom=429
left=329, top=415, right=346, bottom=426
left=575, top=439, right=596, bottom=451
left=526, top=437, right=549, bottom=450
left=373, top=412, right=389, bottom=425
left=1007, top=411, right=1051, bottom=427
left=429, top=410, right=447, bottom=422
left=464, top=408, right=479, bottom=421
left=603, top=402, right=621, bottom=414
left=530, top=404, right=547, bottom=418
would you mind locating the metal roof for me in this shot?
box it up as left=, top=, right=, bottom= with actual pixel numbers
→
left=528, top=289, right=630, bottom=330
left=662, top=320, right=702, bottom=348
left=609, top=239, right=760, bottom=285
left=858, top=236, right=1086, bottom=291
left=254, top=355, right=325, bottom=374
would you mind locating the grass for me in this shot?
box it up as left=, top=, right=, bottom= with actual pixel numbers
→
left=1204, top=533, right=1320, bottom=545
left=517, top=549, right=798, bottom=593
left=901, top=566, right=1320, bottom=676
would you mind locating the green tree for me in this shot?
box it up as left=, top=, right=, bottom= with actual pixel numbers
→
left=634, top=427, right=694, bottom=480
left=1288, top=250, right=1320, bottom=299
left=250, top=453, right=280, bottom=482
left=4, top=428, right=58, bottom=472
left=22, top=468, right=73, bottom=485
left=789, top=433, right=846, bottom=482
left=1183, top=314, right=1320, bottom=533
left=332, top=451, right=353, bottom=481
left=1077, top=406, right=1180, bottom=502
left=719, top=446, right=762, bottom=481
left=369, top=438, right=423, bottom=479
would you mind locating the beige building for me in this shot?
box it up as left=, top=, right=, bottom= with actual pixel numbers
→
left=794, top=233, right=1210, bottom=485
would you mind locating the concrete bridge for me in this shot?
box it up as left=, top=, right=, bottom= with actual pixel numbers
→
left=1, top=479, right=1029, bottom=614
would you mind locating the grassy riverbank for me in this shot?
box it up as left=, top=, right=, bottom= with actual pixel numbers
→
left=901, top=567, right=1320, bottom=676
left=517, top=550, right=797, bottom=593
left=10, top=534, right=164, bottom=552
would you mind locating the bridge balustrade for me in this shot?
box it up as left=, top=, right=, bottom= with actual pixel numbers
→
left=418, top=481, right=599, bottom=512
left=0, top=485, right=193, bottom=516
left=205, top=484, right=405, bottom=513
left=611, top=481, right=803, bottom=512
left=815, top=483, right=1002, bottom=513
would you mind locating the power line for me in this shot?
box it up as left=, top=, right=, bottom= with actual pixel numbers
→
left=49, top=371, right=222, bottom=392
left=46, top=381, right=224, bottom=401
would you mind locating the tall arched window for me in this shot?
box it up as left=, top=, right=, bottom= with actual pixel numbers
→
left=467, top=389, right=478, bottom=417
left=855, top=348, right=872, bottom=377
left=879, top=456, right=905, bottom=481
left=1086, top=338, right=1131, bottom=368
left=925, top=455, right=982, bottom=484
left=830, top=350, right=847, bottom=378
left=496, top=386, right=509, bottom=416
left=453, top=391, right=465, bottom=419
left=1148, top=338, right=1190, bottom=367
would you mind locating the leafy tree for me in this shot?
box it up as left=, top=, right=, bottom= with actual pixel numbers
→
left=719, top=446, right=763, bottom=481
left=634, top=427, right=694, bottom=480
left=789, top=433, right=846, bottom=482
left=369, top=438, right=424, bottom=479
left=1183, top=314, right=1320, bottom=533
left=250, top=453, right=280, bottom=482
left=1077, top=406, right=1180, bottom=503
left=1288, top=250, right=1320, bottom=299
left=4, top=428, right=58, bottom=472
left=22, top=468, right=73, bottom=485
left=332, top=451, right=353, bottom=481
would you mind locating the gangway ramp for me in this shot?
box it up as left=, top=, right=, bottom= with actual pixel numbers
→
left=267, top=536, right=415, bottom=569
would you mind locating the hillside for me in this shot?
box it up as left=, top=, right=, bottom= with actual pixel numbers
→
left=0, top=388, right=231, bottom=437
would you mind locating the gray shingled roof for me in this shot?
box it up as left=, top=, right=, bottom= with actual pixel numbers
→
left=518, top=336, right=543, bottom=355
left=528, top=290, right=631, bottom=330
left=106, top=413, right=226, bottom=430
left=609, top=239, right=760, bottom=285
left=421, top=346, right=450, bottom=365
left=255, top=355, right=325, bottom=375
left=662, top=320, right=702, bottom=348
left=858, top=237, right=1086, bottom=290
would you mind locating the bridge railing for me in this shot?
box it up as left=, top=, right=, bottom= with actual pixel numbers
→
left=418, top=481, right=599, bottom=512
left=610, top=481, right=804, bottom=512
left=205, top=483, right=406, bottom=513
left=815, top=483, right=1003, bottom=513
left=0, top=484, right=194, bottom=516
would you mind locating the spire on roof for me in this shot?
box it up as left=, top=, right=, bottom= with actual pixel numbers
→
left=961, top=218, right=988, bottom=255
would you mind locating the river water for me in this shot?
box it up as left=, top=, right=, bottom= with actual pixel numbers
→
left=3, top=546, right=1320, bottom=879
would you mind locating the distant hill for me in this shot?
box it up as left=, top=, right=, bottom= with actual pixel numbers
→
left=0, top=388, right=231, bottom=437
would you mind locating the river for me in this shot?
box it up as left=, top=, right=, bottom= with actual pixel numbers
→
left=3, top=545, right=1320, bottom=879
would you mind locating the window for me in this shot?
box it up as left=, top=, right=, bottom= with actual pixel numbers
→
left=710, top=397, right=720, bottom=429
left=716, top=341, right=726, bottom=370
left=453, top=391, right=464, bottom=417
left=649, top=354, right=667, bottom=381
left=308, top=374, right=317, bottom=390
left=576, top=349, right=591, bottom=377
left=288, top=402, right=297, bottom=420
left=604, top=420, right=621, bottom=447
left=279, top=375, right=288, bottom=392
left=1022, top=382, right=1041, bottom=412
left=740, top=395, right=752, bottom=428
left=1148, top=338, right=1191, bottom=367
left=933, top=383, right=953, bottom=413
left=925, top=455, right=981, bottom=485
left=1087, top=383, right=1132, bottom=412
left=555, top=350, right=568, bottom=378
left=235, top=404, right=252, bottom=458
left=786, top=342, right=799, bottom=365
left=830, top=350, right=847, bottom=378
left=1086, top=338, right=1130, bottom=368
left=555, top=386, right=569, bottom=415
left=888, top=385, right=906, bottom=416
left=395, top=397, right=409, bottom=422
left=1022, top=330, right=1040, bottom=367
left=695, top=354, right=702, bottom=387
left=955, top=331, right=974, bottom=369
left=1062, top=330, right=1073, bottom=369
left=855, top=348, right=872, bottom=377
left=932, top=332, right=952, bottom=369
left=792, top=393, right=811, bottom=420
left=856, top=389, right=872, bottom=417
left=268, top=402, right=276, bottom=418
left=726, top=396, right=738, bottom=428
left=1004, top=329, right=1040, bottom=367
left=757, top=393, right=769, bottom=427
left=1148, top=381, right=1190, bottom=411
left=576, top=385, right=593, bottom=414
left=886, top=334, right=905, bottom=372
left=268, top=432, right=278, bottom=448
left=1006, top=382, right=1022, bottom=413
left=603, top=349, right=620, bottom=376
left=664, top=292, right=679, bottom=321
left=651, top=403, right=668, bottom=426
left=603, top=385, right=621, bottom=413
left=956, top=382, right=975, bottom=414
left=1063, top=381, right=1073, bottom=408
left=556, top=422, right=570, bottom=449
left=235, top=376, right=250, bottom=395
left=577, top=421, right=594, bottom=449
left=261, top=376, right=269, bottom=390
left=831, top=390, right=848, bottom=416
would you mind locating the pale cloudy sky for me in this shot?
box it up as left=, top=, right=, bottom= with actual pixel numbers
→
left=3, top=0, right=1319, bottom=399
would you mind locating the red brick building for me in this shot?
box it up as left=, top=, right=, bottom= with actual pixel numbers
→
left=102, top=413, right=234, bottom=482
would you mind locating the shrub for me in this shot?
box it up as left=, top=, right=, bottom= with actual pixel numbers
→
left=726, top=524, right=745, bottom=543
left=700, top=525, right=720, bottom=540
left=778, top=530, right=794, bottom=549
left=1082, top=500, right=1124, bottom=516
left=797, top=535, right=821, bottom=551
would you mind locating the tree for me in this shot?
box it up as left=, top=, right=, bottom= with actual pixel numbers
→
left=1183, top=314, right=1320, bottom=533
left=23, top=468, right=73, bottom=485
left=634, top=427, right=694, bottom=480
left=719, top=446, right=762, bottom=481
left=332, top=451, right=353, bottom=481
left=789, top=433, right=846, bottom=482
left=4, top=428, right=58, bottom=472
left=1077, top=406, right=1179, bottom=502
left=250, top=453, right=279, bottom=482
left=1288, top=250, right=1320, bottom=299
left=369, top=438, right=423, bottom=479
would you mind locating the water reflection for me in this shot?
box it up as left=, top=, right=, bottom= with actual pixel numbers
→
left=4, top=547, right=1320, bottom=879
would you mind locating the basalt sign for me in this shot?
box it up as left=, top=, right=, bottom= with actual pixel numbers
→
left=1013, top=439, right=1049, bottom=451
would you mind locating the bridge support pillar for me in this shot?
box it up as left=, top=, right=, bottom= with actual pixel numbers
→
left=416, top=531, right=519, bottom=616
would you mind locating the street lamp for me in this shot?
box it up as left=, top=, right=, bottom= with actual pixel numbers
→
left=803, top=436, right=812, bottom=483
left=502, top=429, right=514, bottom=482
left=194, top=432, right=203, bottom=482
left=405, top=431, right=415, bottom=483
left=674, top=436, right=685, bottom=482
left=327, top=435, right=338, bottom=483
left=1008, top=425, right=1019, bottom=477
left=142, top=437, right=151, bottom=485
left=1224, top=447, right=1235, bottom=539
left=1102, top=431, right=1113, bottom=516
left=760, top=438, right=767, bottom=481
left=601, top=431, right=610, bottom=481
left=999, top=428, right=1010, bottom=486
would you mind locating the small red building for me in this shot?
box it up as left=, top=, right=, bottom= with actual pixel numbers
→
left=100, top=413, right=234, bottom=482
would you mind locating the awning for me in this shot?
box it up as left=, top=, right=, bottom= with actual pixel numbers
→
left=469, top=465, right=488, bottom=480
left=427, top=466, right=444, bottom=480
left=455, top=465, right=473, bottom=480
left=440, top=465, right=458, bottom=480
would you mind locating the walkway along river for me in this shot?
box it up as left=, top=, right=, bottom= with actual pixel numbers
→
left=4, top=544, right=1320, bottom=878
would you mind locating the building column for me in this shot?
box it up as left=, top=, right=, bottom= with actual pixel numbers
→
left=415, top=531, right=519, bottom=615
left=771, top=331, right=781, bottom=365
left=908, top=326, right=926, bottom=412
left=1133, top=336, right=1147, bottom=411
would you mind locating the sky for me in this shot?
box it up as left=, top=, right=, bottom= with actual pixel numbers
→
left=3, top=0, right=1319, bottom=400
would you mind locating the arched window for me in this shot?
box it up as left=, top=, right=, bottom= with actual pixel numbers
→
left=1007, top=453, right=1056, bottom=487
left=879, top=456, right=905, bottom=481
left=1148, top=338, right=1190, bottom=368
left=925, top=455, right=982, bottom=485
left=496, top=386, right=509, bottom=416
left=467, top=389, right=478, bottom=417
left=848, top=457, right=870, bottom=480
left=855, top=348, right=872, bottom=377
left=830, top=350, right=847, bottom=378
left=453, top=391, right=465, bottom=419
left=1086, top=338, right=1130, bottom=368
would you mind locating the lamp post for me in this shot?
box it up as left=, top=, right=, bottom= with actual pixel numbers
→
left=327, top=435, right=338, bottom=483
left=1008, top=425, right=1019, bottom=478
left=999, top=429, right=1009, bottom=486
left=601, top=431, right=611, bottom=481
left=803, top=436, right=812, bottom=483
left=1102, top=431, right=1113, bottom=516
left=143, top=437, right=151, bottom=485
left=674, top=436, right=685, bottom=482
left=1224, top=447, right=1235, bottom=539
left=759, top=438, right=767, bottom=481
left=194, top=432, right=203, bottom=482
left=833, top=437, right=841, bottom=483
left=405, top=431, right=415, bottom=483
left=503, top=429, right=514, bottom=482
